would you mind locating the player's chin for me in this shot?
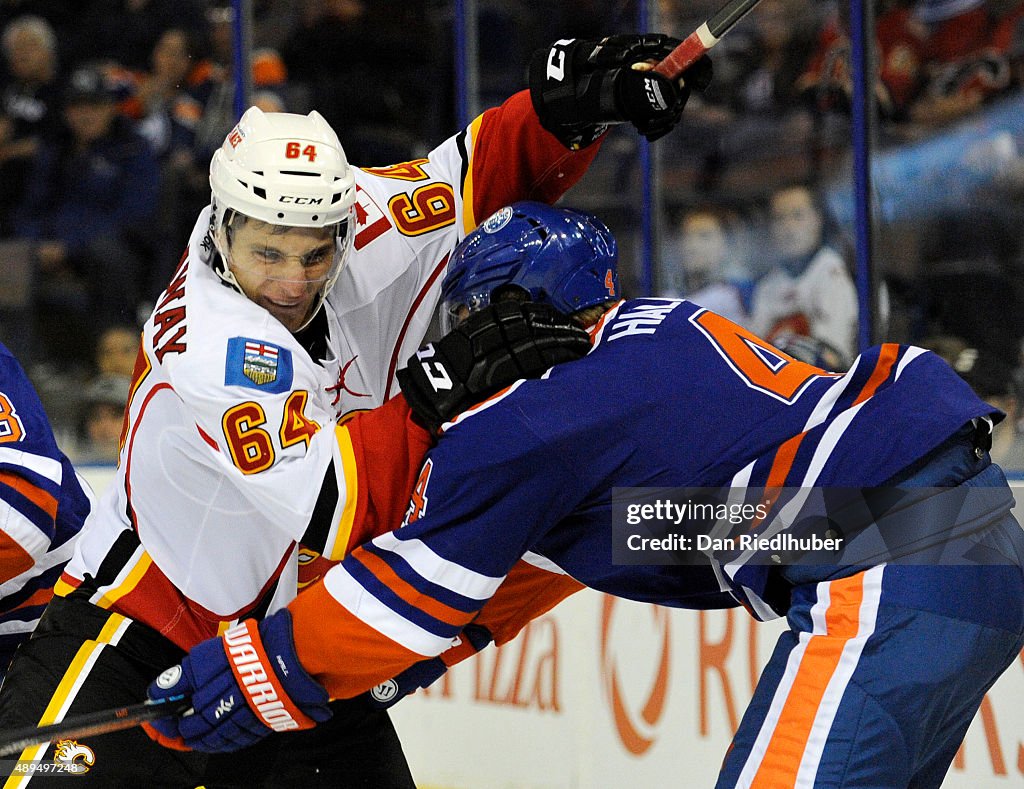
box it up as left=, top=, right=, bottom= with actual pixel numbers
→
left=264, top=300, right=313, bottom=332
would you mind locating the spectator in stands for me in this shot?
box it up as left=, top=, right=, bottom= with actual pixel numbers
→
left=189, top=4, right=288, bottom=164
left=797, top=0, right=929, bottom=123
left=94, top=324, right=139, bottom=379
left=120, top=27, right=202, bottom=162
left=119, top=27, right=209, bottom=297
left=749, top=183, right=858, bottom=363
left=662, top=205, right=751, bottom=326
left=905, top=0, right=1023, bottom=127
left=75, top=372, right=129, bottom=463
left=68, top=0, right=205, bottom=72
left=0, top=15, right=61, bottom=234
left=13, top=64, right=160, bottom=358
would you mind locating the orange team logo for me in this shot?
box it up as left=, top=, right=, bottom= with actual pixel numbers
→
left=403, top=459, right=433, bottom=526
left=599, top=596, right=672, bottom=755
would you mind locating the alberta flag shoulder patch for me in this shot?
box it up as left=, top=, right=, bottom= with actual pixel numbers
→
left=225, top=337, right=293, bottom=393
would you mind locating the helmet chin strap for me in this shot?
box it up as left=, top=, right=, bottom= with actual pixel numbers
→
left=208, top=205, right=247, bottom=296
left=211, top=243, right=247, bottom=299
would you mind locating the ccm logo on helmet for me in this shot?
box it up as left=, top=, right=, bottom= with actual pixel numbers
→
left=223, top=624, right=303, bottom=732
left=279, top=196, right=324, bottom=205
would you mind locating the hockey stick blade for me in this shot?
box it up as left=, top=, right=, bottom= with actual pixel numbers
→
left=654, top=0, right=764, bottom=78
left=0, top=695, right=191, bottom=757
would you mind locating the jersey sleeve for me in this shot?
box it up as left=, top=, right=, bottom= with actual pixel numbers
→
left=437, top=556, right=585, bottom=670
left=0, top=352, right=63, bottom=582
left=300, top=395, right=433, bottom=567
left=459, top=89, right=603, bottom=233
left=343, top=89, right=603, bottom=402
left=389, top=557, right=585, bottom=679
left=288, top=406, right=581, bottom=699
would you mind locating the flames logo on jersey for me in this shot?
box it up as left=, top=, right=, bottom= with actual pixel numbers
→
left=53, top=740, right=95, bottom=774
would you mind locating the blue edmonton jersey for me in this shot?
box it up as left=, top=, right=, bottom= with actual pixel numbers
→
left=332, top=299, right=995, bottom=642
left=0, top=343, right=91, bottom=665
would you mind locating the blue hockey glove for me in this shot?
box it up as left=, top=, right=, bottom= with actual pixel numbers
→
left=365, top=623, right=492, bottom=709
left=146, top=609, right=331, bottom=752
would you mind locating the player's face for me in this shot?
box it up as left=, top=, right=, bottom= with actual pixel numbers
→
left=225, top=219, right=341, bottom=332
left=681, top=212, right=727, bottom=274
left=770, top=187, right=822, bottom=260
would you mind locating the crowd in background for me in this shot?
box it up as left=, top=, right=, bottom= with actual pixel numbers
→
left=1, top=0, right=1023, bottom=468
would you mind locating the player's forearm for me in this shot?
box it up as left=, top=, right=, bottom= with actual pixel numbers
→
left=467, top=90, right=602, bottom=225
left=288, top=568, right=434, bottom=699
left=471, top=560, right=585, bottom=649
left=339, top=394, right=433, bottom=551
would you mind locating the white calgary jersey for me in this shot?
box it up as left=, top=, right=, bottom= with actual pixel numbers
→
left=59, top=90, right=598, bottom=649
left=749, top=245, right=858, bottom=361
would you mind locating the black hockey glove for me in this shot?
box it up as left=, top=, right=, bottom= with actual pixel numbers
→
left=529, top=34, right=713, bottom=148
left=397, top=301, right=591, bottom=432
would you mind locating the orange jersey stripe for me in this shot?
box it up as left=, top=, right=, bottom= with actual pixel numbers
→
left=0, top=531, right=34, bottom=583
left=749, top=573, right=867, bottom=788
left=10, top=585, right=53, bottom=611
left=852, top=343, right=900, bottom=407
left=748, top=431, right=807, bottom=532
left=0, top=470, right=58, bottom=521
left=290, top=578, right=426, bottom=699
left=353, top=548, right=473, bottom=630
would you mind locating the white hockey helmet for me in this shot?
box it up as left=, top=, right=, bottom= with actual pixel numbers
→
left=209, top=106, right=357, bottom=330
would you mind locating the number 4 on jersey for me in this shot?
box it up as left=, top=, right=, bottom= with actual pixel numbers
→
left=403, top=459, right=433, bottom=526
left=691, top=309, right=830, bottom=404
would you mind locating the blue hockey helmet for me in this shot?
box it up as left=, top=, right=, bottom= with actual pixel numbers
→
left=440, top=201, right=619, bottom=332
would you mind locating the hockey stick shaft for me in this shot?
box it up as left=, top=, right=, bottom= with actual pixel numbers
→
left=654, top=0, right=764, bottom=78
left=0, top=695, right=191, bottom=757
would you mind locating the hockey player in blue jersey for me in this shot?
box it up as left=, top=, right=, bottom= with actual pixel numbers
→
left=0, top=342, right=91, bottom=679
left=150, top=204, right=1024, bottom=788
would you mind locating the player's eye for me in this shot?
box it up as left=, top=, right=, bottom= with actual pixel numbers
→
left=254, top=248, right=282, bottom=263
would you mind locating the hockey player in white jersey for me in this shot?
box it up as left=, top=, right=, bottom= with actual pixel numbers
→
left=0, top=35, right=711, bottom=787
